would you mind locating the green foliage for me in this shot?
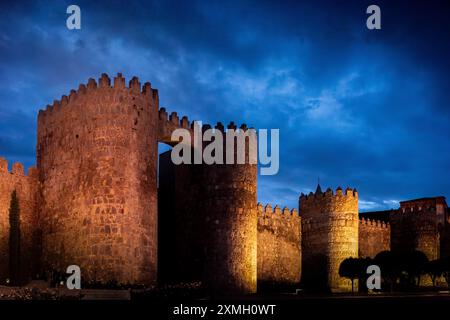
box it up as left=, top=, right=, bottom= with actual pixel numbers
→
left=424, top=256, right=450, bottom=289
left=339, top=258, right=363, bottom=293
left=374, top=250, right=399, bottom=292
left=339, top=257, right=375, bottom=293
left=373, top=250, right=431, bottom=291
left=440, top=256, right=450, bottom=289
left=8, top=190, right=21, bottom=285
left=399, top=250, right=428, bottom=287
left=425, top=259, right=442, bottom=287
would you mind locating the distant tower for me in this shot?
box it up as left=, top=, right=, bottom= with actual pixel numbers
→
left=300, top=185, right=359, bottom=292
left=391, top=197, right=448, bottom=261
left=37, top=74, right=159, bottom=285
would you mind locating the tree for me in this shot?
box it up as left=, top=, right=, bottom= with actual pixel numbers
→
left=441, top=256, right=450, bottom=289
left=374, top=251, right=400, bottom=292
left=339, top=258, right=361, bottom=293
left=400, top=250, right=428, bottom=287
left=425, top=259, right=442, bottom=288
left=357, top=258, right=374, bottom=293
left=8, top=190, right=21, bottom=285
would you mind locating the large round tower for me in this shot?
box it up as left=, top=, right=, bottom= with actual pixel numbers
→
left=300, top=186, right=358, bottom=292
left=37, top=73, right=158, bottom=285
left=202, top=122, right=258, bottom=295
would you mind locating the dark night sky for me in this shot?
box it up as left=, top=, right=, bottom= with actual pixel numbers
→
left=0, top=0, right=449, bottom=211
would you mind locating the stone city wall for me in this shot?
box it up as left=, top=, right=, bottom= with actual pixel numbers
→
left=358, top=218, right=390, bottom=258
left=257, top=203, right=301, bottom=286
left=0, top=159, right=39, bottom=283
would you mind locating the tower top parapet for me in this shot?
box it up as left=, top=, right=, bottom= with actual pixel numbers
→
left=299, top=186, right=358, bottom=216
left=38, top=73, right=159, bottom=122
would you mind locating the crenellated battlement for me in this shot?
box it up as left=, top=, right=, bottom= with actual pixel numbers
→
left=37, top=73, right=158, bottom=121
left=158, top=108, right=253, bottom=134
left=359, top=217, right=389, bottom=229
left=0, top=157, right=38, bottom=178
left=300, top=186, right=358, bottom=217
left=158, top=107, right=195, bottom=145
left=157, top=106, right=254, bottom=147
left=158, top=107, right=194, bottom=129
left=300, top=186, right=358, bottom=202
left=257, top=203, right=299, bottom=219
left=201, top=121, right=253, bottom=136
left=398, top=206, right=436, bottom=214
left=257, top=202, right=301, bottom=243
left=359, top=217, right=391, bottom=259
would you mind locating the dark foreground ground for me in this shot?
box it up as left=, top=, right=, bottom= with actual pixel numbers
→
left=1, top=284, right=450, bottom=319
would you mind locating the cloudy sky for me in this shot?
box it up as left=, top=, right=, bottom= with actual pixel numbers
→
left=0, top=0, right=449, bottom=211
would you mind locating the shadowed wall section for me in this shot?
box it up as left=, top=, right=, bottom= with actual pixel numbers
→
left=391, top=206, right=440, bottom=261
left=0, top=159, right=39, bottom=284
left=158, top=150, right=205, bottom=283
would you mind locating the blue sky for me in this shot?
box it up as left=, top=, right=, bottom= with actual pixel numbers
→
left=1, top=0, right=449, bottom=211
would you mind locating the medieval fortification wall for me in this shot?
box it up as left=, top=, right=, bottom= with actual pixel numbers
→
left=0, top=159, right=39, bottom=283
left=257, top=203, right=301, bottom=286
left=358, top=218, right=390, bottom=258
left=0, top=73, right=447, bottom=294
left=390, top=206, right=440, bottom=260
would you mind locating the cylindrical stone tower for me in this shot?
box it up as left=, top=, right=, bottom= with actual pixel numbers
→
left=300, top=186, right=358, bottom=292
left=37, top=73, right=159, bottom=285
left=202, top=122, right=258, bottom=295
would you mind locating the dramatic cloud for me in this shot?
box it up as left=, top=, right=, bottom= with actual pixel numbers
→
left=0, top=0, right=449, bottom=211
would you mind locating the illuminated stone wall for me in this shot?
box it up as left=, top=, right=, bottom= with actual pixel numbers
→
left=37, top=74, right=159, bottom=285
left=257, top=203, right=301, bottom=286
left=0, top=159, right=39, bottom=284
left=358, top=218, right=390, bottom=258
left=202, top=123, right=258, bottom=295
left=158, top=122, right=258, bottom=295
